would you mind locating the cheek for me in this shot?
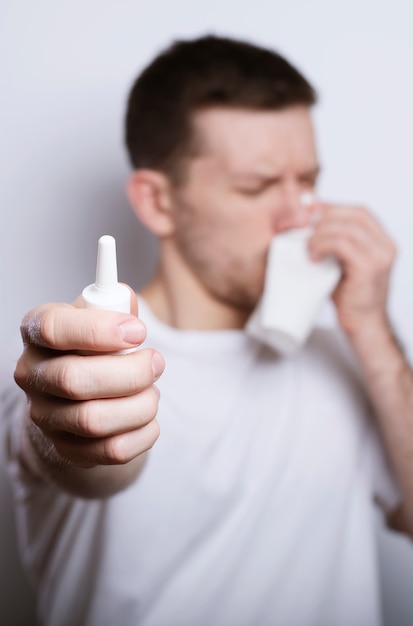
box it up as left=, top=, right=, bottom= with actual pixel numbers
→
left=234, top=193, right=282, bottom=239
left=175, top=186, right=275, bottom=259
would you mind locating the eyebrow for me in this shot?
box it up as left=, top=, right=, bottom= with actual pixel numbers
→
left=230, top=165, right=322, bottom=184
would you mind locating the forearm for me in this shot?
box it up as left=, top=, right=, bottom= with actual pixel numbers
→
left=21, top=414, right=147, bottom=499
left=347, top=317, right=413, bottom=528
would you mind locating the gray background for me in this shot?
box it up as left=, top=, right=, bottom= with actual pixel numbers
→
left=1, top=1, right=413, bottom=624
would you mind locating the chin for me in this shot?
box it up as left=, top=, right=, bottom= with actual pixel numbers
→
left=206, top=266, right=265, bottom=313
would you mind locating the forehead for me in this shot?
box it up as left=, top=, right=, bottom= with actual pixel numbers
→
left=191, top=106, right=317, bottom=174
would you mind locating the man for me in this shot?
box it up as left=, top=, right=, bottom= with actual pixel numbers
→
left=4, top=35, right=413, bottom=626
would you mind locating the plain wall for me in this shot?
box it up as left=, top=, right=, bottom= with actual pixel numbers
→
left=1, top=1, right=413, bottom=624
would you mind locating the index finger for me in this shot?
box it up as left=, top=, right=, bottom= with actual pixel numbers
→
left=20, top=303, right=146, bottom=352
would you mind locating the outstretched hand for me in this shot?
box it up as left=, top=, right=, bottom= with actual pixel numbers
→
left=14, top=291, right=164, bottom=473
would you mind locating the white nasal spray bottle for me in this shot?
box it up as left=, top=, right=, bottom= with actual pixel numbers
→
left=82, top=235, right=131, bottom=313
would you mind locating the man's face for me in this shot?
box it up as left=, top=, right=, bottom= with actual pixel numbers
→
left=169, top=106, right=320, bottom=313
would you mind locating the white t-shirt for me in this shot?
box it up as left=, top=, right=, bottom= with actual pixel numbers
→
left=3, top=298, right=400, bottom=626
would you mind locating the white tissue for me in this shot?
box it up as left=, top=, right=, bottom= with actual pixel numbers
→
left=246, top=227, right=341, bottom=355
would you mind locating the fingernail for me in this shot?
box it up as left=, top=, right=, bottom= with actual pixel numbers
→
left=119, top=319, right=146, bottom=344
left=152, top=352, right=165, bottom=380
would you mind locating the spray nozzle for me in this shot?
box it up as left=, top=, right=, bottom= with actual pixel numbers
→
left=95, top=235, right=119, bottom=289
left=82, top=235, right=131, bottom=313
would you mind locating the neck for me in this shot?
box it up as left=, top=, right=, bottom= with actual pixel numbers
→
left=140, top=241, right=250, bottom=330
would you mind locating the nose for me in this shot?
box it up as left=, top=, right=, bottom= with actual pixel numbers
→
left=275, top=183, right=314, bottom=232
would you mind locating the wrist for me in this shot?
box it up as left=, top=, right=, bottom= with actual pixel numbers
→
left=345, top=314, right=405, bottom=381
left=344, top=312, right=391, bottom=345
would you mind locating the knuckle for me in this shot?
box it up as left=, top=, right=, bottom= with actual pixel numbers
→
left=144, top=386, right=161, bottom=420
left=14, top=354, right=46, bottom=395
left=103, top=435, right=130, bottom=465
left=20, top=308, right=42, bottom=346
left=131, top=386, right=160, bottom=427
left=13, top=357, right=27, bottom=390
left=56, top=360, right=85, bottom=400
left=38, top=304, right=75, bottom=348
left=149, top=390, right=160, bottom=418
left=136, top=419, right=161, bottom=455
left=130, top=350, right=155, bottom=390
left=75, top=401, right=101, bottom=437
left=101, top=418, right=161, bottom=465
left=148, top=419, right=161, bottom=447
left=40, top=309, right=59, bottom=347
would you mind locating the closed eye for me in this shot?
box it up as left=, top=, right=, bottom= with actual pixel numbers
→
left=236, top=178, right=281, bottom=196
left=237, top=186, right=267, bottom=196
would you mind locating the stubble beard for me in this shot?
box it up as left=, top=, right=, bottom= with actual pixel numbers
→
left=174, top=222, right=266, bottom=314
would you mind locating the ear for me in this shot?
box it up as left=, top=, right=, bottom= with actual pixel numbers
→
left=126, top=169, right=175, bottom=237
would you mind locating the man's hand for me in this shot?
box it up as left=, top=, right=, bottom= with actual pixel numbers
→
left=307, top=204, right=413, bottom=537
left=13, top=292, right=164, bottom=496
left=308, top=203, right=397, bottom=339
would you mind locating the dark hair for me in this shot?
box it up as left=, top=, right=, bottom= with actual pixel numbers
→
left=125, top=35, right=317, bottom=183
